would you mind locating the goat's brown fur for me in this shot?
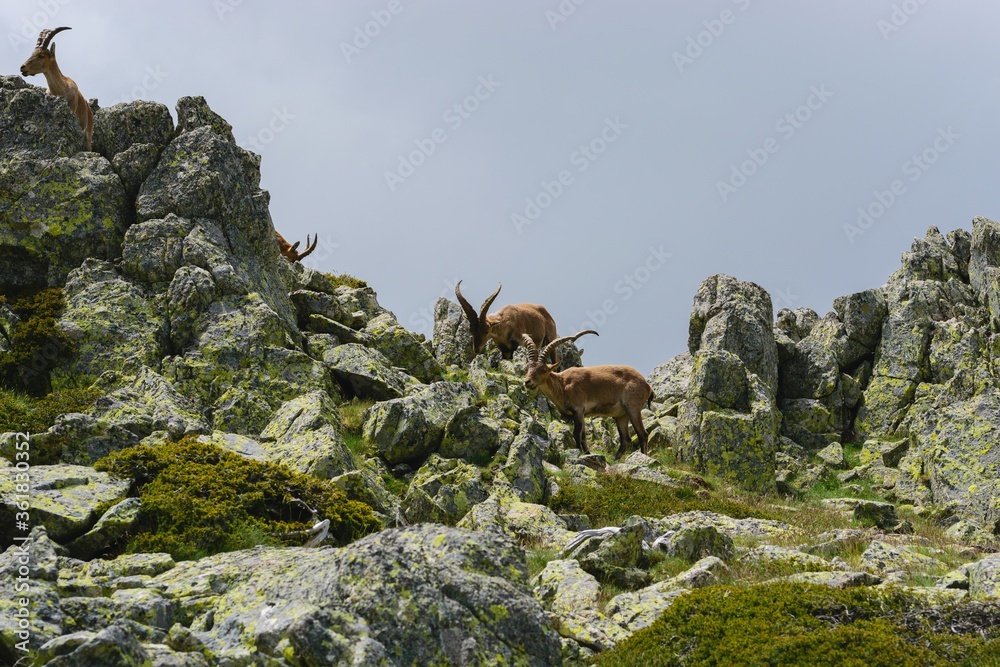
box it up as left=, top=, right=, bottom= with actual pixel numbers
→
left=523, top=331, right=651, bottom=458
left=276, top=232, right=317, bottom=263
left=20, top=28, right=93, bottom=151
left=455, top=281, right=558, bottom=360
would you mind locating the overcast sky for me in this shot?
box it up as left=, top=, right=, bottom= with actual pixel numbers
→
left=3, top=1, right=998, bottom=374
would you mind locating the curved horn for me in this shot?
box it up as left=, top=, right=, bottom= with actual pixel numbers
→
left=521, top=333, right=539, bottom=363
left=478, top=283, right=502, bottom=324
left=38, top=27, right=71, bottom=50
left=454, top=280, right=481, bottom=333
left=539, top=329, right=598, bottom=363
left=298, top=234, right=318, bottom=260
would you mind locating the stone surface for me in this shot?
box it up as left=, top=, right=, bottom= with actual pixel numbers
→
left=363, top=381, right=478, bottom=465
left=258, top=391, right=356, bottom=479
left=0, top=466, right=131, bottom=546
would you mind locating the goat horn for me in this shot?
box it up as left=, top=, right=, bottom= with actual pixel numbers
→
left=521, top=333, right=539, bottom=363
left=478, top=283, right=502, bottom=325
left=539, top=329, right=598, bottom=362
left=37, top=27, right=71, bottom=50
left=455, top=280, right=482, bottom=334
left=298, top=234, right=318, bottom=260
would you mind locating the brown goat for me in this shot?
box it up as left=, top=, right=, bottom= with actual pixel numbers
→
left=276, top=232, right=317, bottom=263
left=523, top=331, right=652, bottom=458
left=20, top=28, right=93, bottom=151
left=455, top=281, right=558, bottom=361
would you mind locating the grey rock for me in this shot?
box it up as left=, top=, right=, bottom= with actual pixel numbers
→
left=688, top=273, right=778, bottom=396
left=503, top=433, right=549, bottom=503
left=363, top=382, right=478, bottom=465
left=65, top=497, right=141, bottom=560
left=121, top=214, right=194, bottom=285
left=656, top=525, right=734, bottom=562
left=258, top=391, right=357, bottom=479
left=647, top=352, right=693, bottom=404
left=401, top=454, right=488, bottom=525
left=92, top=100, right=173, bottom=160
left=0, top=466, right=130, bottom=545
left=325, top=343, right=411, bottom=401
left=150, top=524, right=563, bottom=665
left=365, top=312, right=442, bottom=383
left=433, top=297, right=475, bottom=367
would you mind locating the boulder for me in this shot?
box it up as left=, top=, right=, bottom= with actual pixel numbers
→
left=605, top=556, right=727, bottom=633
left=968, top=555, right=1000, bottom=601
left=323, top=343, right=410, bottom=401
left=65, top=497, right=141, bottom=560
left=0, top=465, right=130, bottom=545
left=502, top=433, right=549, bottom=503
left=680, top=352, right=779, bottom=492
left=647, top=352, right=693, bottom=404
left=148, top=524, right=563, bottom=665
left=688, top=274, right=778, bottom=396
left=363, top=382, right=478, bottom=465
left=365, top=313, right=442, bottom=382
left=656, top=525, right=734, bottom=562
left=401, top=454, right=488, bottom=525
left=92, top=100, right=173, bottom=161
left=52, top=261, right=167, bottom=388
left=258, top=391, right=357, bottom=479
left=433, top=297, right=475, bottom=367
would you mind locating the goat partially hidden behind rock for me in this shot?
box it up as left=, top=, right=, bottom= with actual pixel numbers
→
left=276, top=232, right=317, bottom=263
left=20, top=27, right=93, bottom=151
left=456, top=281, right=558, bottom=361
left=522, top=331, right=652, bottom=458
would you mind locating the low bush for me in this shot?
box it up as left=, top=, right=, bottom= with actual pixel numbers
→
left=596, top=582, right=997, bottom=667
left=550, top=473, right=780, bottom=528
left=95, top=437, right=380, bottom=560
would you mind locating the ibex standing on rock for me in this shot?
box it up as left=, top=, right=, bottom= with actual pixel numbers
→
left=20, top=27, right=93, bottom=151
left=455, top=281, right=559, bottom=361
left=522, top=331, right=652, bottom=458
left=276, top=232, right=317, bottom=263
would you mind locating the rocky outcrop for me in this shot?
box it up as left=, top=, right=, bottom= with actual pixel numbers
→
left=6, top=525, right=564, bottom=665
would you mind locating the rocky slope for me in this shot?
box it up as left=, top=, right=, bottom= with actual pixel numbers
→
left=2, top=77, right=1000, bottom=665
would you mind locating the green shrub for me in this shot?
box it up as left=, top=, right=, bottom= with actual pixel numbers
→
left=0, top=387, right=101, bottom=463
left=0, top=289, right=76, bottom=395
left=596, top=583, right=995, bottom=667
left=550, top=473, right=780, bottom=527
left=95, top=438, right=380, bottom=560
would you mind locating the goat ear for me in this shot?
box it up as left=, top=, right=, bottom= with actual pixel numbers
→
left=49, top=43, right=56, bottom=56
left=548, top=363, right=559, bottom=373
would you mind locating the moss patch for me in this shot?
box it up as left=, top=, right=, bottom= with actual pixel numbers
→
left=94, top=437, right=380, bottom=560
left=0, top=289, right=76, bottom=395
left=597, top=583, right=999, bottom=667
left=550, top=473, right=780, bottom=527
left=325, top=273, right=367, bottom=289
